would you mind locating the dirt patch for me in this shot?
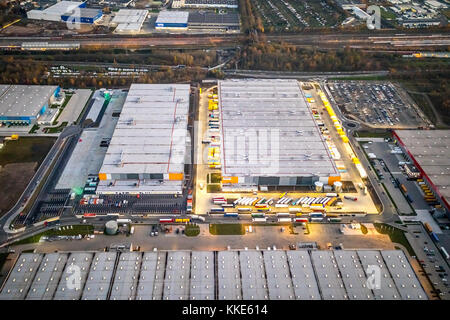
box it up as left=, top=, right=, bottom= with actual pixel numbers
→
left=0, top=137, right=55, bottom=167
left=0, top=162, right=37, bottom=215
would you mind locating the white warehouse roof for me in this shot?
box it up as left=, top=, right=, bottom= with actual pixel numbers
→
left=99, top=83, right=190, bottom=176
left=155, top=10, right=189, bottom=25
left=0, top=250, right=428, bottom=300
left=218, top=79, right=338, bottom=177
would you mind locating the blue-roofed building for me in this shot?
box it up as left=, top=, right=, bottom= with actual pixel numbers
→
left=0, top=85, right=60, bottom=125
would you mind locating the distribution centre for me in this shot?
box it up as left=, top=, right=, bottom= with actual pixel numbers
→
left=0, top=85, right=60, bottom=125
left=0, top=250, right=427, bottom=300
left=96, top=83, right=190, bottom=195
left=217, top=79, right=340, bottom=189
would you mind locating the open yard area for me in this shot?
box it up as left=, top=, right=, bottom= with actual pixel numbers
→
left=0, top=137, right=55, bottom=215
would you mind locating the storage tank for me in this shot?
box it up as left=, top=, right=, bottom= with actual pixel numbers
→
left=314, top=181, right=324, bottom=192
left=333, top=181, right=343, bottom=193
left=105, top=220, right=118, bottom=235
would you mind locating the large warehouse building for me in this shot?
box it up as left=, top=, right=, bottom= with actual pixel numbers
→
left=0, top=85, right=60, bottom=125
left=394, top=130, right=450, bottom=213
left=0, top=250, right=427, bottom=300
left=111, top=9, right=148, bottom=34
left=218, top=79, right=340, bottom=189
left=172, top=0, right=239, bottom=9
left=188, top=12, right=240, bottom=30
left=155, top=10, right=240, bottom=30
left=27, top=1, right=102, bottom=24
left=155, top=11, right=189, bottom=29
left=96, top=84, right=190, bottom=195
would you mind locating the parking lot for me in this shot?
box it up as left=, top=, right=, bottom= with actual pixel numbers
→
left=327, top=81, right=429, bottom=129
left=253, top=0, right=344, bottom=31
left=361, top=139, right=436, bottom=215
left=405, top=223, right=450, bottom=300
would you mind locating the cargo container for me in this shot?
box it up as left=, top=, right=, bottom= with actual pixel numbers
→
left=289, top=208, right=301, bottom=213
left=278, top=218, right=292, bottom=223
left=175, top=218, right=190, bottom=223
left=405, top=194, right=413, bottom=203
left=224, top=212, right=239, bottom=217
left=252, top=212, right=265, bottom=218
left=329, top=217, right=342, bottom=222
left=400, top=184, right=407, bottom=193
left=117, top=218, right=131, bottom=224
left=326, top=193, right=337, bottom=197
left=237, top=207, right=251, bottom=212
left=430, top=232, right=440, bottom=242
left=295, top=218, right=308, bottom=223
left=275, top=204, right=288, bottom=208
left=255, top=203, right=268, bottom=208
left=252, top=217, right=267, bottom=222
left=276, top=212, right=290, bottom=217
left=221, top=204, right=235, bottom=208
left=160, top=218, right=174, bottom=223
left=210, top=207, right=225, bottom=212
left=310, top=217, right=324, bottom=222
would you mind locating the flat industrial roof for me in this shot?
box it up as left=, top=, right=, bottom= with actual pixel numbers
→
left=81, top=252, right=117, bottom=300
left=112, top=9, right=148, bottom=24
left=286, top=251, right=321, bottom=300
left=156, top=11, right=189, bottom=24
left=53, top=252, right=93, bottom=300
left=334, top=250, right=374, bottom=300
left=239, top=250, right=268, bottom=300
left=163, top=251, right=190, bottom=300
left=26, top=253, right=68, bottom=300
left=109, top=252, right=141, bottom=300
left=381, top=250, right=427, bottom=300
left=44, top=1, right=83, bottom=14
left=0, top=85, right=57, bottom=118
left=185, top=0, right=238, bottom=5
left=263, top=250, right=295, bottom=300
left=190, top=251, right=214, bottom=300
left=394, top=130, right=450, bottom=202
left=63, top=8, right=102, bottom=18
left=0, top=250, right=428, bottom=300
left=217, top=251, right=241, bottom=300
left=112, top=9, right=148, bottom=32
left=99, top=83, right=189, bottom=176
left=188, top=12, right=240, bottom=25
left=218, top=79, right=338, bottom=177
left=310, top=250, right=347, bottom=300
left=0, top=253, right=43, bottom=300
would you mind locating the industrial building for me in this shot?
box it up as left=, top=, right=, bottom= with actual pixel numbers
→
left=188, top=12, right=240, bottom=30
left=26, top=1, right=102, bottom=24
left=172, top=0, right=238, bottom=9
left=96, top=84, right=190, bottom=195
left=218, top=79, right=340, bottom=189
left=111, top=9, right=149, bottom=34
left=155, top=11, right=189, bottom=29
left=394, top=130, right=450, bottom=213
left=0, top=250, right=427, bottom=300
left=61, top=8, right=103, bottom=24
left=0, top=85, right=60, bottom=125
